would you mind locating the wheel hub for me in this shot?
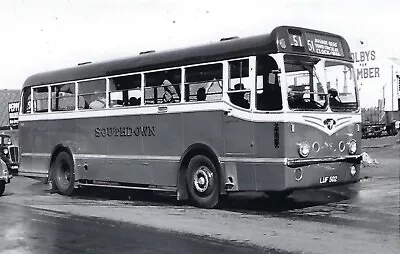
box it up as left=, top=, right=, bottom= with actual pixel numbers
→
left=193, top=166, right=213, bottom=193
left=58, top=161, right=71, bottom=187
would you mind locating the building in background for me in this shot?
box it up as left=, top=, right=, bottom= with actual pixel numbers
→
left=0, top=90, right=20, bottom=144
left=351, top=41, right=400, bottom=137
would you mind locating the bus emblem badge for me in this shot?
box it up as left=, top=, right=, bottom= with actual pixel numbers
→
left=323, top=119, right=336, bottom=130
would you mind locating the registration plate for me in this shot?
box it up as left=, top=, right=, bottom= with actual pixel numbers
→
left=319, top=175, right=338, bottom=184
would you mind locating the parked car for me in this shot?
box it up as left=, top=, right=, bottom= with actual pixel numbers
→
left=0, top=134, right=19, bottom=174
left=1, top=153, right=12, bottom=196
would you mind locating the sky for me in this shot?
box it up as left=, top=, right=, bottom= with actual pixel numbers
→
left=0, top=0, right=399, bottom=107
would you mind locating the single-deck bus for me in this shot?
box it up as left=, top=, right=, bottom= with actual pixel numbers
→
left=18, top=26, right=362, bottom=208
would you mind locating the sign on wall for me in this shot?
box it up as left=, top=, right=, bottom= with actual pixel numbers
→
left=8, top=101, right=19, bottom=127
left=351, top=50, right=380, bottom=80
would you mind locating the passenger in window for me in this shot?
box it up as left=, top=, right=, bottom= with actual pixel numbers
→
left=287, top=86, right=305, bottom=108
left=327, top=88, right=342, bottom=108
left=162, top=80, right=179, bottom=103
left=196, top=87, right=206, bottom=101
left=230, top=83, right=250, bottom=109
left=129, top=97, right=141, bottom=106
left=162, top=87, right=174, bottom=103
left=162, top=79, right=172, bottom=86
left=89, top=91, right=106, bottom=109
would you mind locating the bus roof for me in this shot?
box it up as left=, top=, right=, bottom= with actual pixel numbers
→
left=22, top=26, right=352, bottom=89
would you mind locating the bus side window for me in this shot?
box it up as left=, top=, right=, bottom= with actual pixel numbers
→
left=22, top=87, right=31, bottom=114
left=227, top=59, right=250, bottom=109
left=109, top=74, right=141, bottom=107
left=77, top=79, right=106, bottom=110
left=51, top=83, right=75, bottom=111
left=144, top=69, right=181, bottom=104
left=32, top=86, right=49, bottom=113
left=184, top=63, right=223, bottom=102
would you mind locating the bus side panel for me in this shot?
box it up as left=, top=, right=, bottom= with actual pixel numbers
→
left=76, top=114, right=148, bottom=184
left=141, top=113, right=182, bottom=156
left=18, top=121, right=34, bottom=175
left=102, top=115, right=143, bottom=156
left=72, top=113, right=182, bottom=187
left=233, top=163, right=286, bottom=191
left=137, top=113, right=183, bottom=186
left=223, top=114, right=254, bottom=156
left=228, top=121, right=284, bottom=191
left=253, top=121, right=285, bottom=158
left=254, top=163, right=286, bottom=191
left=49, top=117, right=108, bottom=181
left=102, top=114, right=152, bottom=185
left=233, top=162, right=256, bottom=190
left=19, top=120, right=51, bottom=177
left=182, top=111, right=225, bottom=157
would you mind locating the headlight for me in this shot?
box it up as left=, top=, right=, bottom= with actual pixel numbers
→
left=3, top=148, right=8, bottom=155
left=298, top=142, right=310, bottom=157
left=348, top=139, right=357, bottom=155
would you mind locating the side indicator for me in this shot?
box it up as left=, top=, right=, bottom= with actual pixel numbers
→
left=274, top=123, right=279, bottom=148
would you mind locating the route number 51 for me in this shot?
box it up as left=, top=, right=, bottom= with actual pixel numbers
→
left=307, top=39, right=315, bottom=52
left=291, top=35, right=303, bottom=47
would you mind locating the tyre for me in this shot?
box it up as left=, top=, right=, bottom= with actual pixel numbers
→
left=186, top=155, right=219, bottom=208
left=265, top=190, right=293, bottom=199
left=51, top=151, right=75, bottom=196
left=0, top=181, right=5, bottom=196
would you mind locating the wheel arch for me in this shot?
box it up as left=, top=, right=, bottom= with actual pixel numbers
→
left=48, top=144, right=75, bottom=183
left=177, top=143, right=225, bottom=201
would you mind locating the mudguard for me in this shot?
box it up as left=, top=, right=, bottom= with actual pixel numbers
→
left=0, top=157, right=12, bottom=184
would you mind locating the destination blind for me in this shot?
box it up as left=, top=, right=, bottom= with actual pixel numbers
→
left=304, top=33, right=344, bottom=57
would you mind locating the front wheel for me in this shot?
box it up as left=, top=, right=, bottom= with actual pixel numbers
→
left=186, top=155, right=219, bottom=208
left=0, top=181, right=5, bottom=196
left=51, top=151, right=75, bottom=196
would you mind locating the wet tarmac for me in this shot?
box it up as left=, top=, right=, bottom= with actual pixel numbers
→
left=0, top=202, right=278, bottom=254
left=1, top=139, right=399, bottom=253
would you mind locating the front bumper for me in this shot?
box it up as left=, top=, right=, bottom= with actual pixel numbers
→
left=286, top=155, right=363, bottom=168
left=283, top=155, right=362, bottom=190
left=229, top=155, right=363, bottom=192
left=0, top=169, right=12, bottom=183
left=7, top=163, right=19, bottom=172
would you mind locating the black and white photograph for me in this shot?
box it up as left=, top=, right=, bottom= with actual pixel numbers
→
left=0, top=0, right=399, bottom=253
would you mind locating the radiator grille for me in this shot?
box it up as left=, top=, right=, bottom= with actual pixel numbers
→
left=8, top=145, right=19, bottom=163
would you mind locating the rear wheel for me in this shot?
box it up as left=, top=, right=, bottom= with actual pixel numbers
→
left=0, top=181, right=5, bottom=196
left=51, top=151, right=75, bottom=196
left=186, top=155, right=219, bottom=208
